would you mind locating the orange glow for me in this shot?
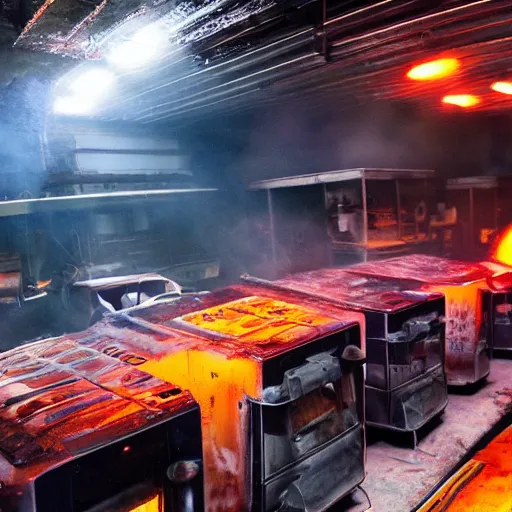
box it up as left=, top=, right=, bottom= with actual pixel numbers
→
left=130, top=494, right=161, bottom=512
left=139, top=295, right=351, bottom=510
left=141, top=346, right=261, bottom=511
left=407, top=58, right=459, bottom=81
left=181, top=297, right=337, bottom=344
left=491, top=81, right=512, bottom=95
left=442, top=95, right=480, bottom=108
left=418, top=426, right=512, bottom=511
left=2, top=289, right=360, bottom=512
left=492, top=224, right=512, bottom=267
left=37, top=279, right=52, bottom=288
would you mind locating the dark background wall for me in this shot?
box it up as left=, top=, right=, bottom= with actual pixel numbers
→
left=0, top=63, right=510, bottom=198
left=181, top=99, right=512, bottom=190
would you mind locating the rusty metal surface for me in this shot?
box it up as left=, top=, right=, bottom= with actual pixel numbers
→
left=116, top=287, right=363, bottom=511
left=129, top=285, right=361, bottom=360
left=261, top=268, right=443, bottom=313
left=0, top=271, right=20, bottom=297
left=11, top=289, right=359, bottom=512
left=11, top=0, right=512, bottom=124
left=346, top=254, right=493, bottom=285
left=16, top=0, right=145, bottom=57
left=0, top=333, right=196, bottom=487
left=347, top=256, right=497, bottom=386
left=356, top=359, right=512, bottom=512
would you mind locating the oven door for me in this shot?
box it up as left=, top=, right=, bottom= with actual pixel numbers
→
left=388, top=332, right=444, bottom=390
left=493, top=291, right=512, bottom=351
left=384, top=308, right=448, bottom=431
left=390, top=365, right=448, bottom=432
left=251, top=351, right=365, bottom=511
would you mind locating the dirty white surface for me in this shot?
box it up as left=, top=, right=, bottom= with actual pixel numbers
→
left=334, top=358, right=512, bottom=512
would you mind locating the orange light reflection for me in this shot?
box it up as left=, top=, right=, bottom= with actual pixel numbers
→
left=130, top=494, right=161, bottom=512
left=407, top=58, right=459, bottom=81
left=492, top=225, right=512, bottom=267
left=442, top=94, right=480, bottom=108
left=417, top=426, right=512, bottom=511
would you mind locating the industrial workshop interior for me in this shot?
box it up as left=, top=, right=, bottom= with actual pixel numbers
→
left=2, top=0, right=512, bottom=511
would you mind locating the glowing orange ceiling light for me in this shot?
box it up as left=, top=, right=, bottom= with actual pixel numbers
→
left=442, top=94, right=480, bottom=108
left=491, top=81, right=512, bottom=95
left=407, top=58, right=459, bottom=81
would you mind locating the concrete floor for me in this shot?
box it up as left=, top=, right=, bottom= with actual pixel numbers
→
left=335, top=358, right=512, bottom=512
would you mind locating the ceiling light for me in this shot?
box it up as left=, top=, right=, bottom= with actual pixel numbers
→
left=107, top=23, right=169, bottom=71
left=407, top=58, right=459, bottom=81
left=53, top=67, right=117, bottom=116
left=53, top=95, right=97, bottom=116
left=442, top=94, right=480, bottom=108
left=68, top=67, right=116, bottom=97
left=491, top=81, right=512, bottom=95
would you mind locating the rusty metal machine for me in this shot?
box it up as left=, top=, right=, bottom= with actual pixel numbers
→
left=248, top=168, right=439, bottom=275
left=111, top=285, right=366, bottom=511
left=242, top=270, right=448, bottom=436
left=345, top=255, right=497, bottom=386
left=0, top=336, right=204, bottom=512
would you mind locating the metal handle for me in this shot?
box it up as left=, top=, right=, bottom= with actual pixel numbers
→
left=262, top=347, right=365, bottom=404
left=389, top=312, right=442, bottom=343
left=263, top=352, right=341, bottom=404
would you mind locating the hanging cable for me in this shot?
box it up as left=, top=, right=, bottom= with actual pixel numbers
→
left=357, top=484, right=373, bottom=511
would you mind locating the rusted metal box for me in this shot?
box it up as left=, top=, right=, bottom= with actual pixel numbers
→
left=481, top=261, right=512, bottom=352
left=242, top=270, right=448, bottom=433
left=117, top=285, right=366, bottom=511
left=0, top=336, right=203, bottom=512
left=346, top=255, right=497, bottom=386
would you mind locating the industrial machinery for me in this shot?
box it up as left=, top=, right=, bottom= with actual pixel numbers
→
left=105, top=285, right=366, bottom=511
left=0, top=189, right=221, bottom=348
left=346, top=255, right=497, bottom=386
left=0, top=334, right=204, bottom=512
left=242, top=270, right=448, bottom=436
left=41, top=126, right=194, bottom=197
left=445, top=176, right=512, bottom=260
left=249, top=168, right=440, bottom=275
left=67, top=273, right=184, bottom=332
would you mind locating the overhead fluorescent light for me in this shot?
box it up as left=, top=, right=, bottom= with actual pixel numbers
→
left=53, top=67, right=116, bottom=116
left=53, top=95, right=96, bottom=116
left=68, top=67, right=117, bottom=96
left=107, top=23, right=169, bottom=71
